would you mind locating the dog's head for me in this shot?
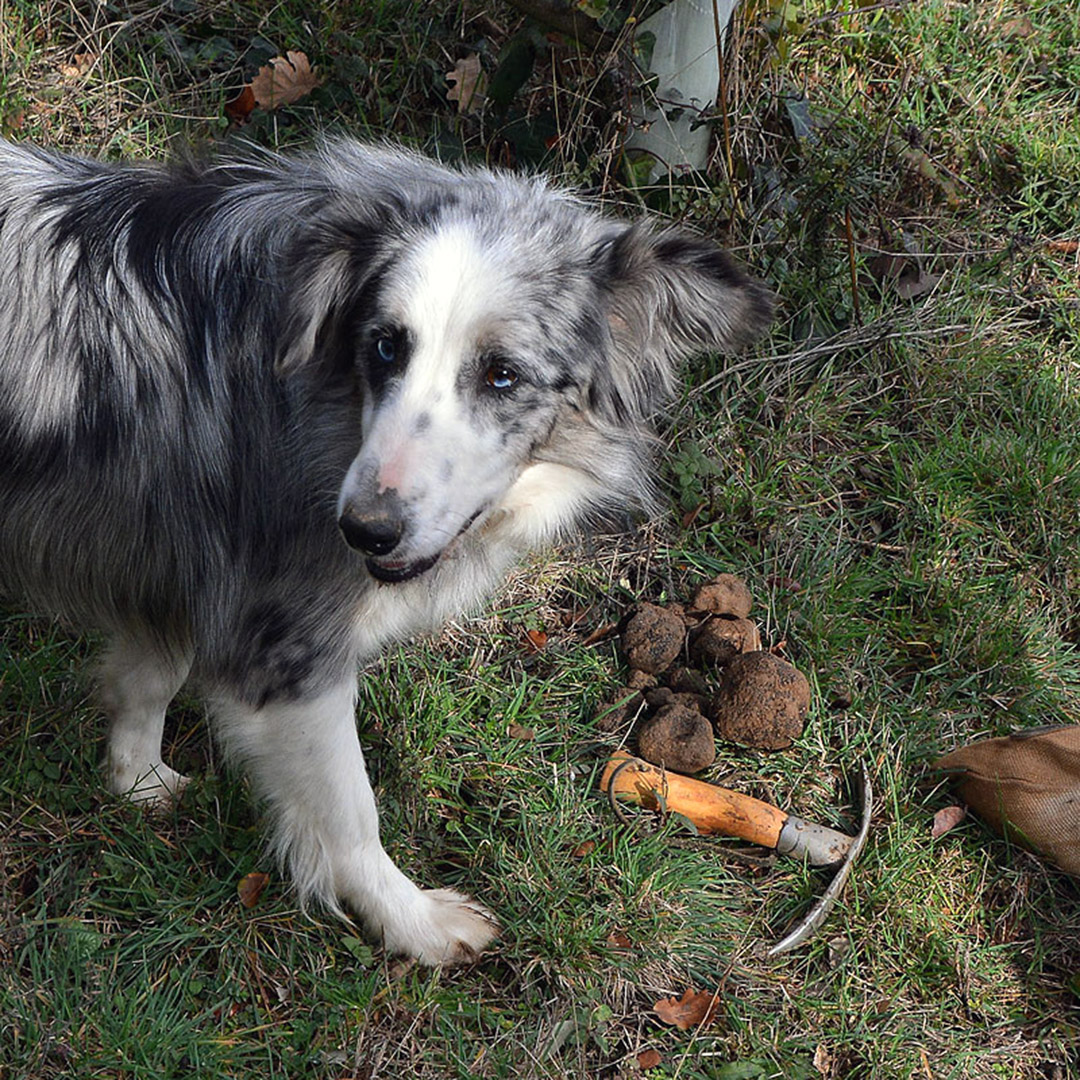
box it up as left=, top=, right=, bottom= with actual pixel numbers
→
left=276, top=146, right=773, bottom=583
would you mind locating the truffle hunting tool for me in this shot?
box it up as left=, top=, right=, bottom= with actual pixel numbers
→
left=600, top=752, right=873, bottom=956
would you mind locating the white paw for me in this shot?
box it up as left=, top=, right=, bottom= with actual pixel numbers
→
left=109, top=762, right=190, bottom=811
left=382, top=888, right=498, bottom=965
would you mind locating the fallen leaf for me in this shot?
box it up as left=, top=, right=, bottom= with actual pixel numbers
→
left=1047, top=239, right=1079, bottom=254
left=251, top=51, right=321, bottom=110
left=606, top=929, right=632, bottom=949
left=446, top=54, right=487, bottom=115
left=637, top=1048, right=662, bottom=1069
left=826, top=935, right=850, bottom=968
left=224, top=85, right=256, bottom=126
left=60, top=52, right=96, bottom=79
left=507, top=722, right=535, bottom=741
left=813, top=1043, right=835, bottom=1077
left=932, top=804, right=967, bottom=838
left=571, top=840, right=596, bottom=857
left=237, top=871, right=269, bottom=908
left=653, top=987, right=721, bottom=1030
left=524, top=629, right=548, bottom=652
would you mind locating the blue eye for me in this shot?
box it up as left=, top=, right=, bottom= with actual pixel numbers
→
left=375, top=336, right=396, bottom=364
left=485, top=364, right=519, bottom=391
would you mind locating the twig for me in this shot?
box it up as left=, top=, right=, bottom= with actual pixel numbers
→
left=688, top=317, right=977, bottom=400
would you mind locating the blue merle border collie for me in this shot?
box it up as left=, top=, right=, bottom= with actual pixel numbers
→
left=0, top=138, right=771, bottom=963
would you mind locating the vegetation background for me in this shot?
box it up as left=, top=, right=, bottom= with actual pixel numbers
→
left=1, top=1, right=1078, bottom=1077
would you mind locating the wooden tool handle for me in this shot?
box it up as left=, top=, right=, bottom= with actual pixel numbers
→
left=600, top=751, right=788, bottom=849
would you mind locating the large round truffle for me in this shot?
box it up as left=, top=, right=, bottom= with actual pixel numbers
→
left=690, top=574, right=753, bottom=619
left=713, top=651, right=810, bottom=750
left=636, top=703, right=716, bottom=773
left=621, top=602, right=686, bottom=675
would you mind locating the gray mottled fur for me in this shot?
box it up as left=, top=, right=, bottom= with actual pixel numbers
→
left=0, top=138, right=771, bottom=961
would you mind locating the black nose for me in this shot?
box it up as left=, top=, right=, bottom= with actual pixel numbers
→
left=339, top=499, right=406, bottom=556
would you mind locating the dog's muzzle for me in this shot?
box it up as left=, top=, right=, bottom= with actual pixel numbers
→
left=338, top=490, right=440, bottom=584
left=339, top=491, right=488, bottom=584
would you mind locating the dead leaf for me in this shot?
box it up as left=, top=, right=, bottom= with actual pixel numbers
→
left=637, top=1048, right=662, bottom=1069
left=813, top=1043, right=835, bottom=1077
left=250, top=51, right=321, bottom=110
left=507, top=722, right=535, bottom=741
left=932, top=804, right=967, bottom=838
left=237, top=871, right=269, bottom=908
left=606, top=929, right=632, bottom=949
left=224, top=85, right=256, bottom=126
left=653, top=987, right=721, bottom=1030
left=571, top=840, right=596, bottom=857
left=446, top=54, right=487, bottom=115
left=60, top=52, right=96, bottom=79
left=524, top=629, right=547, bottom=652
left=1047, top=239, right=1079, bottom=254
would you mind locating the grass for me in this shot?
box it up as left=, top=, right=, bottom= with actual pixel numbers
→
left=2, top=0, right=1080, bottom=1077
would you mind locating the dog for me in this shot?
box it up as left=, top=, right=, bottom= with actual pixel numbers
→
left=0, top=138, right=772, bottom=963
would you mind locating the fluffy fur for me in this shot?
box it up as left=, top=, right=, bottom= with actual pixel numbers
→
left=0, top=138, right=771, bottom=963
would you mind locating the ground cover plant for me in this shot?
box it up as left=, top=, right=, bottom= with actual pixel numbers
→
left=1, top=0, right=1079, bottom=1077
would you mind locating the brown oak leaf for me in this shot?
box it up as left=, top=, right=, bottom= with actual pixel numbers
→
left=446, top=54, right=486, bottom=115
left=250, top=51, right=321, bottom=110
left=653, top=987, right=721, bottom=1030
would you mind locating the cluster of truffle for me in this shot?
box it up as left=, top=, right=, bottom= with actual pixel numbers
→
left=597, top=574, right=811, bottom=774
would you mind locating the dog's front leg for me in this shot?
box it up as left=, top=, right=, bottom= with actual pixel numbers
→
left=102, top=638, right=194, bottom=808
left=211, top=675, right=496, bottom=964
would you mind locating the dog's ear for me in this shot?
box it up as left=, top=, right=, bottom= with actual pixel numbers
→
left=593, top=225, right=773, bottom=419
left=275, top=223, right=386, bottom=378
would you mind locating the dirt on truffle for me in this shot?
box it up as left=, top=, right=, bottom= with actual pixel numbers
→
left=636, top=703, right=716, bottom=774
left=689, top=574, right=754, bottom=619
left=690, top=617, right=762, bottom=669
left=621, top=602, right=686, bottom=675
left=713, top=651, right=811, bottom=750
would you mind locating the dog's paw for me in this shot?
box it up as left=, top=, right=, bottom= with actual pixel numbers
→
left=382, top=888, right=498, bottom=965
left=109, top=762, right=190, bottom=811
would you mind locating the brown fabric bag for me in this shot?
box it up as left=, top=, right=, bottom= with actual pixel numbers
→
left=934, top=725, right=1080, bottom=876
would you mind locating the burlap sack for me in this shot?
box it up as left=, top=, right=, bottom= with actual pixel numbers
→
left=934, top=725, right=1080, bottom=876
